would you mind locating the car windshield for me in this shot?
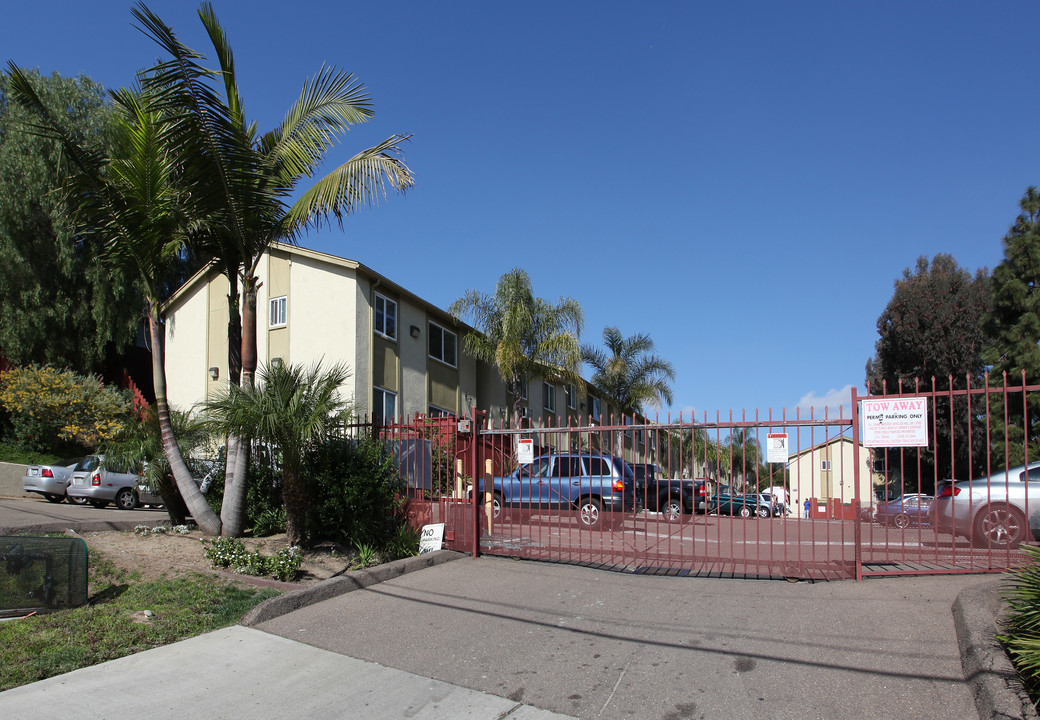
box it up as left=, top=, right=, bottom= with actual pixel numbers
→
left=75, top=457, right=100, bottom=472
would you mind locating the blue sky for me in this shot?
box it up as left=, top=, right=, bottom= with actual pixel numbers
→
left=5, top=2, right=1038, bottom=420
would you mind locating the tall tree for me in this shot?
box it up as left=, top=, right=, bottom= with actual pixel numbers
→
left=983, top=187, right=1040, bottom=467
left=0, top=71, right=141, bottom=371
left=5, top=69, right=223, bottom=534
left=205, top=361, right=351, bottom=546
left=582, top=326, right=675, bottom=455
left=134, top=3, right=414, bottom=536
left=451, top=268, right=584, bottom=428
left=865, top=253, right=991, bottom=488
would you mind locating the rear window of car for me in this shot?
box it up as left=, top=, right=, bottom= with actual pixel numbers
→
left=584, top=456, right=614, bottom=477
left=75, top=457, right=100, bottom=472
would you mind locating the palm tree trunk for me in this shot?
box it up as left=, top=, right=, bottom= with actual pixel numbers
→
left=149, top=301, right=221, bottom=535
left=282, top=464, right=307, bottom=546
left=220, top=276, right=250, bottom=537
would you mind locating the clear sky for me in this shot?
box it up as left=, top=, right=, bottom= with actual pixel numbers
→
left=4, top=1, right=1038, bottom=421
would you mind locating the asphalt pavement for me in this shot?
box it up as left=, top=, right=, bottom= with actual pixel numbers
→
left=0, top=496, right=1031, bottom=719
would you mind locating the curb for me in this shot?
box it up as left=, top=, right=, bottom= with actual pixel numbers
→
left=953, top=578, right=1040, bottom=720
left=239, top=549, right=467, bottom=627
left=0, top=518, right=148, bottom=536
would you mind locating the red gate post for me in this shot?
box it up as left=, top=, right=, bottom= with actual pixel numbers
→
left=470, top=409, right=485, bottom=559
left=851, top=387, right=863, bottom=581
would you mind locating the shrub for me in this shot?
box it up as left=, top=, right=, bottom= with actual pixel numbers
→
left=0, top=365, right=131, bottom=452
left=999, top=544, right=1040, bottom=703
left=200, top=537, right=302, bottom=582
left=305, top=436, right=404, bottom=548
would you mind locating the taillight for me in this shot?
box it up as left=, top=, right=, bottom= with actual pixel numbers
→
left=91, top=470, right=101, bottom=487
left=697, top=485, right=705, bottom=496
left=613, top=479, right=624, bottom=493
left=42, top=468, right=54, bottom=478
left=937, top=485, right=960, bottom=499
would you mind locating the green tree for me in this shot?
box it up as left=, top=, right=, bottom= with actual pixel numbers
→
left=5, top=70, right=222, bottom=534
left=134, top=3, right=414, bottom=536
left=865, top=253, right=992, bottom=488
left=983, top=187, right=1040, bottom=467
left=0, top=71, right=140, bottom=371
left=205, top=361, right=352, bottom=546
left=451, top=268, right=584, bottom=428
left=581, top=326, right=675, bottom=457
left=725, top=427, right=761, bottom=491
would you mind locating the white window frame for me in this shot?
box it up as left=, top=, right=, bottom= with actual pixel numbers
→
left=566, top=384, right=576, bottom=410
left=543, top=383, right=556, bottom=413
left=821, top=459, right=832, bottom=471
left=373, top=387, right=397, bottom=425
left=269, top=296, right=287, bottom=329
left=374, top=293, right=397, bottom=340
left=428, top=321, right=457, bottom=367
left=591, top=396, right=601, bottom=421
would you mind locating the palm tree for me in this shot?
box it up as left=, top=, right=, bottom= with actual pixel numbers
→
left=4, top=71, right=223, bottom=534
left=133, top=3, right=414, bottom=536
left=205, top=361, right=352, bottom=546
left=582, top=327, right=675, bottom=454
left=450, top=268, right=584, bottom=428
left=725, top=427, right=761, bottom=492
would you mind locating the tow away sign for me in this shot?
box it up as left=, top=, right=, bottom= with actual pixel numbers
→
left=862, top=397, right=929, bottom=448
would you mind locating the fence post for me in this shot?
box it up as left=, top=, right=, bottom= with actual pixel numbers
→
left=852, top=387, right=862, bottom=581
left=470, top=410, right=485, bottom=559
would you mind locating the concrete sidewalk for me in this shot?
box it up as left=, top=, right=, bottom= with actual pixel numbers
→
left=0, top=549, right=1028, bottom=720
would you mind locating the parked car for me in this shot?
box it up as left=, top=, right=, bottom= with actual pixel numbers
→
left=66, top=456, right=160, bottom=510
left=21, top=457, right=85, bottom=504
left=632, top=463, right=708, bottom=520
left=933, top=463, right=1040, bottom=549
left=874, top=494, right=933, bottom=528
left=711, top=490, right=773, bottom=518
left=480, top=452, right=635, bottom=529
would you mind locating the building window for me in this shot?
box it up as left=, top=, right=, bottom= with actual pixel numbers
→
left=428, top=405, right=454, bottom=418
left=821, top=459, right=832, bottom=471
left=269, top=296, right=287, bottom=328
left=373, top=387, right=397, bottom=425
left=521, top=376, right=528, bottom=401
left=543, top=383, right=556, bottom=413
left=566, top=384, right=577, bottom=410
left=591, top=396, right=601, bottom=421
left=374, top=293, right=397, bottom=340
left=428, top=322, right=457, bottom=367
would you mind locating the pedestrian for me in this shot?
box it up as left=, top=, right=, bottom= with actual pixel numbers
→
left=804, top=498, right=811, bottom=519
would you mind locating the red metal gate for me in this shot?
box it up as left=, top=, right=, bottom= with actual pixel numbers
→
left=383, top=374, right=1040, bottom=580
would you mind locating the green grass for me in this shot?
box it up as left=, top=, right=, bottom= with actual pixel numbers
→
left=0, top=550, right=280, bottom=692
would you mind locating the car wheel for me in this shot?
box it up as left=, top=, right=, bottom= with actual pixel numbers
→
left=44, top=494, right=64, bottom=503
left=491, top=492, right=510, bottom=523
left=89, top=500, right=110, bottom=509
left=663, top=496, right=684, bottom=522
left=66, top=493, right=88, bottom=505
left=114, top=488, right=138, bottom=511
left=973, top=503, right=1027, bottom=550
left=756, top=506, right=770, bottom=518
left=578, top=497, right=604, bottom=529
left=893, top=513, right=911, bottom=529
left=739, top=505, right=752, bottom=518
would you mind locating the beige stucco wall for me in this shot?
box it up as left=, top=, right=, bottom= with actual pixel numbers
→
left=788, top=439, right=874, bottom=509
left=165, top=273, right=213, bottom=411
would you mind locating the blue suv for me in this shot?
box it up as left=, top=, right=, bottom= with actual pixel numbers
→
left=481, top=452, right=635, bottom=529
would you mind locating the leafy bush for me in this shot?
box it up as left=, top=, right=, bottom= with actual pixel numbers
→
left=1000, top=544, right=1040, bottom=703
left=305, top=436, right=404, bottom=548
left=0, top=365, right=131, bottom=452
left=201, top=537, right=302, bottom=582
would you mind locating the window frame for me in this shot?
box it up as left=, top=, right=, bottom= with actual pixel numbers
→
left=428, top=321, right=458, bottom=368
left=269, top=296, right=287, bottom=329
left=821, top=459, right=832, bottom=472
left=543, top=383, right=556, bottom=413
left=373, top=386, right=397, bottom=425
left=374, top=292, right=397, bottom=340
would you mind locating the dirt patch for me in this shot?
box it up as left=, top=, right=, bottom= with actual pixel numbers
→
left=75, top=527, right=358, bottom=586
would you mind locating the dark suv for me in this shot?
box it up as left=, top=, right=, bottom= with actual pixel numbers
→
left=481, top=452, right=635, bottom=529
left=632, top=464, right=708, bottom=520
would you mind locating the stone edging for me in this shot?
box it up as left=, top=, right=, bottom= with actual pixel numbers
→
left=953, top=578, right=1040, bottom=720
left=238, top=549, right=466, bottom=626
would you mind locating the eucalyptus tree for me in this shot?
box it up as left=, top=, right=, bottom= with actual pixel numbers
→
left=5, top=69, right=222, bottom=534
left=133, top=3, right=414, bottom=535
left=451, top=268, right=584, bottom=428
left=582, top=326, right=675, bottom=455
left=205, top=361, right=352, bottom=546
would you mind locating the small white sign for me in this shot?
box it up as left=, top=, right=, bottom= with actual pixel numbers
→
left=517, top=438, right=534, bottom=464
left=767, top=433, right=789, bottom=463
left=418, top=523, right=445, bottom=554
left=862, top=397, right=929, bottom=448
